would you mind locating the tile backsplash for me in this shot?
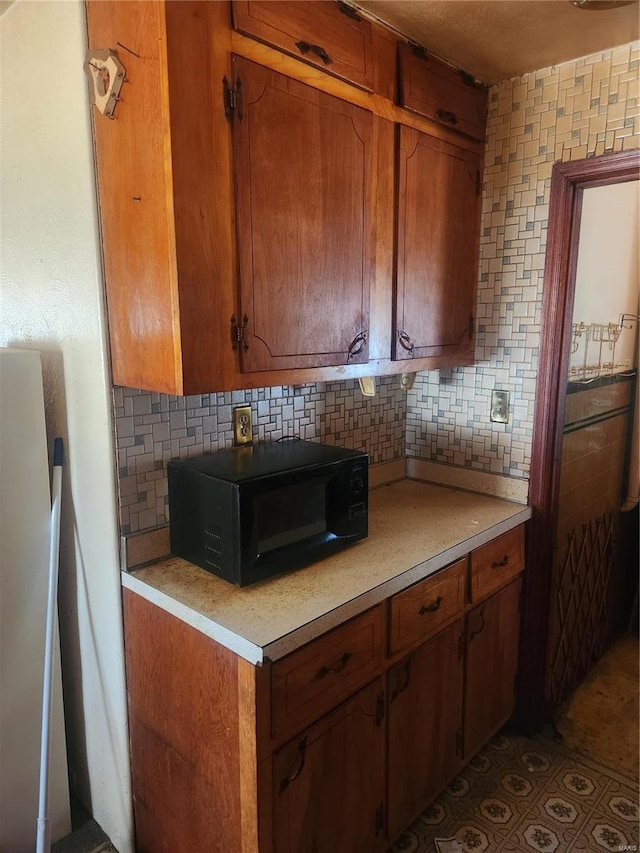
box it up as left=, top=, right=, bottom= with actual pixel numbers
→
left=406, top=41, right=639, bottom=479
left=113, top=378, right=406, bottom=534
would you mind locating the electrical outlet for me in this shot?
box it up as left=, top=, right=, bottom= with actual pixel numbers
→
left=233, top=405, right=253, bottom=446
left=490, top=390, right=510, bottom=424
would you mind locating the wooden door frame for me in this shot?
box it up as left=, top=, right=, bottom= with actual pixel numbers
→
left=515, top=148, right=640, bottom=731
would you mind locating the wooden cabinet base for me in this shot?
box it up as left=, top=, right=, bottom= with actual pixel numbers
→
left=123, top=525, right=525, bottom=851
left=123, top=590, right=253, bottom=852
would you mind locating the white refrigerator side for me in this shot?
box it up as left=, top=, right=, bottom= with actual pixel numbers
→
left=0, top=348, right=71, bottom=850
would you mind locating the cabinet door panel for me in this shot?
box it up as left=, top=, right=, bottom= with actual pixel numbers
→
left=273, top=679, right=385, bottom=853
left=388, top=621, right=464, bottom=840
left=464, top=578, right=522, bottom=759
left=233, top=56, right=373, bottom=372
left=232, top=1, right=375, bottom=92
left=394, top=126, right=481, bottom=362
left=398, top=42, right=488, bottom=142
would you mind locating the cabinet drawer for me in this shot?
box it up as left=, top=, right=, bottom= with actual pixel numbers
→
left=398, top=42, right=487, bottom=141
left=471, top=526, right=524, bottom=603
left=232, top=1, right=375, bottom=92
left=271, top=605, right=384, bottom=738
left=389, top=558, right=467, bottom=656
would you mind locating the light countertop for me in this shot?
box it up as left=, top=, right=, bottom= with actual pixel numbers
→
left=122, top=479, right=531, bottom=664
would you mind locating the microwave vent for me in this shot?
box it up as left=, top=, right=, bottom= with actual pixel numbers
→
left=204, top=524, right=223, bottom=572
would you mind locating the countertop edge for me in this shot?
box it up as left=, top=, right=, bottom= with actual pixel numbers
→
left=122, top=504, right=532, bottom=665
left=121, top=571, right=265, bottom=665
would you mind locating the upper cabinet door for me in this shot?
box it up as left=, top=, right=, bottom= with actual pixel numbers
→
left=232, top=1, right=375, bottom=91
left=398, top=43, right=488, bottom=142
left=232, top=56, right=373, bottom=373
left=394, top=126, right=481, bottom=363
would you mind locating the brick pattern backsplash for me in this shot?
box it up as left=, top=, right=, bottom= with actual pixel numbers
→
left=114, top=378, right=406, bottom=534
left=406, top=42, right=639, bottom=479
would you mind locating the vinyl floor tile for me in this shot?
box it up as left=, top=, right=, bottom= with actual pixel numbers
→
left=390, top=731, right=639, bottom=853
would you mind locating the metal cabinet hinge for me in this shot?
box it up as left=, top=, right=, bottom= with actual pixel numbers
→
left=223, top=77, right=243, bottom=122
left=231, top=314, right=249, bottom=351
left=469, top=313, right=474, bottom=339
left=459, top=69, right=479, bottom=88
left=409, top=41, right=428, bottom=60
left=337, top=1, right=362, bottom=21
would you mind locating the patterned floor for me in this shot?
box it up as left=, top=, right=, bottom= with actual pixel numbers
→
left=390, top=730, right=639, bottom=853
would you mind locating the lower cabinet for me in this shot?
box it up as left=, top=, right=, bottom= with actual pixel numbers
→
left=273, top=679, right=386, bottom=853
left=388, top=620, right=464, bottom=839
left=464, top=577, right=523, bottom=759
left=123, top=524, right=526, bottom=852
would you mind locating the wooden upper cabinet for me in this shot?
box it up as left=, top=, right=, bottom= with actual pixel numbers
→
left=398, top=42, right=488, bottom=142
left=87, top=1, right=484, bottom=394
left=232, top=0, right=375, bottom=91
left=86, top=1, right=238, bottom=395
left=394, top=126, right=482, bottom=363
left=232, top=56, right=373, bottom=372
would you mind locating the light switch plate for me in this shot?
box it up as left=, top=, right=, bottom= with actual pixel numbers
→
left=233, top=405, right=253, bottom=445
left=490, top=390, right=510, bottom=424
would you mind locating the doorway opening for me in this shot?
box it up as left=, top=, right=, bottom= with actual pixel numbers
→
left=517, top=148, right=640, bottom=731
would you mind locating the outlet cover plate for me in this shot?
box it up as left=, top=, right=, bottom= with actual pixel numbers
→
left=490, top=390, right=510, bottom=424
left=233, top=405, right=253, bottom=446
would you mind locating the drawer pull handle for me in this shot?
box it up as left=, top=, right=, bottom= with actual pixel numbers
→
left=279, top=737, right=307, bottom=792
left=316, top=651, right=352, bottom=679
left=419, top=596, right=443, bottom=615
left=436, top=108, right=458, bottom=125
left=295, top=40, right=332, bottom=65
left=491, top=555, right=509, bottom=569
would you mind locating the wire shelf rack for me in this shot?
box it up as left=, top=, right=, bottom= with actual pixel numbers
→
left=568, top=314, right=639, bottom=381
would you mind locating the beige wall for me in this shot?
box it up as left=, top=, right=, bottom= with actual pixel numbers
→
left=0, top=2, right=133, bottom=850
left=571, top=181, right=639, bottom=373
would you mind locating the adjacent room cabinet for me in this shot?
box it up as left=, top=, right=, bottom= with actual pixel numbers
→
left=123, top=524, right=525, bottom=851
left=86, top=0, right=486, bottom=394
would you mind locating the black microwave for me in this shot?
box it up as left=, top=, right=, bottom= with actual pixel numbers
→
left=167, top=440, right=368, bottom=586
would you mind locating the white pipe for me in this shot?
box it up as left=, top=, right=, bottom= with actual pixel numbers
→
left=36, top=438, right=64, bottom=853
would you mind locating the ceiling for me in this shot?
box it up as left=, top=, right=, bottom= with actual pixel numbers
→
left=356, top=0, right=639, bottom=83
